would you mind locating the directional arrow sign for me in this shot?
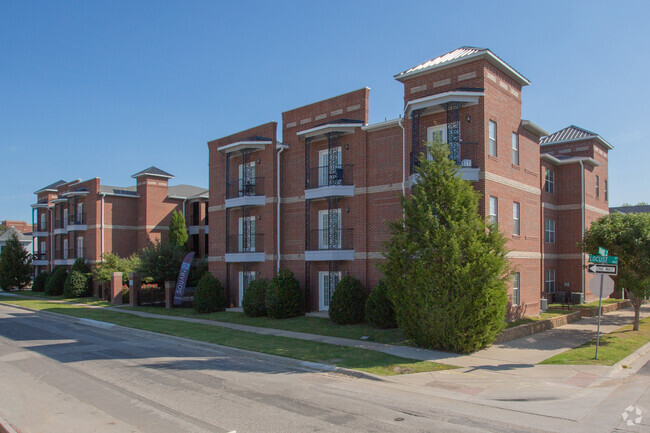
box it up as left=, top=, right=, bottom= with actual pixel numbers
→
left=589, top=255, right=618, bottom=265
left=588, top=264, right=618, bottom=275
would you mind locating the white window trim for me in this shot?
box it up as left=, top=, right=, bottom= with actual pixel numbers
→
left=513, top=272, right=520, bottom=306
left=77, top=236, right=83, bottom=258
left=319, top=271, right=341, bottom=311
left=40, top=214, right=46, bottom=230
left=238, top=216, right=256, bottom=252
left=40, top=241, right=46, bottom=254
left=513, top=202, right=520, bottom=236
left=318, top=147, right=342, bottom=187
left=238, top=271, right=256, bottom=307
left=489, top=120, right=497, bottom=157
left=318, top=209, right=341, bottom=249
left=63, top=238, right=68, bottom=259
left=545, top=269, right=556, bottom=294
left=489, top=196, right=498, bottom=225
left=512, top=132, right=519, bottom=165
left=426, top=124, right=448, bottom=160
left=63, top=208, right=68, bottom=227
left=238, top=162, right=256, bottom=196
left=545, top=219, right=555, bottom=243
left=545, top=169, right=555, bottom=193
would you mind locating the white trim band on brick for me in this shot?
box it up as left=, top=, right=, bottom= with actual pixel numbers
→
left=542, top=253, right=584, bottom=260
left=506, top=251, right=542, bottom=259
left=481, top=171, right=541, bottom=195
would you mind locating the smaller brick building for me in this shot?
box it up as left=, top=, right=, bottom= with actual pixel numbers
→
left=30, top=167, right=208, bottom=273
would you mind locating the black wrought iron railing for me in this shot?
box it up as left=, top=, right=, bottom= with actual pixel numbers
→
left=32, top=252, right=47, bottom=260
left=306, top=164, right=353, bottom=189
left=307, top=228, right=353, bottom=250
left=68, top=213, right=86, bottom=225
left=225, top=177, right=265, bottom=199
left=55, top=219, right=65, bottom=229
left=226, top=233, right=264, bottom=254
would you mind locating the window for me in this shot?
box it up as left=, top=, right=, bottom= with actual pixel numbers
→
left=238, top=271, right=256, bottom=307
left=63, top=208, right=68, bottom=227
left=318, top=209, right=341, bottom=249
left=512, top=133, right=519, bottom=165
left=76, top=202, right=83, bottom=224
left=238, top=216, right=256, bottom=252
left=512, top=273, right=520, bottom=306
left=545, top=169, right=555, bottom=193
left=63, top=238, right=69, bottom=259
left=40, top=214, right=46, bottom=231
left=604, top=180, right=608, bottom=201
left=489, top=196, right=498, bottom=225
left=319, top=271, right=341, bottom=311
left=40, top=241, right=46, bottom=255
left=545, top=269, right=556, bottom=294
left=426, top=125, right=447, bottom=160
left=545, top=219, right=555, bottom=243
left=238, top=162, right=256, bottom=196
left=489, top=120, right=497, bottom=157
left=76, top=236, right=83, bottom=258
left=595, top=175, right=600, bottom=198
left=318, top=147, right=342, bottom=186
left=513, top=202, right=520, bottom=236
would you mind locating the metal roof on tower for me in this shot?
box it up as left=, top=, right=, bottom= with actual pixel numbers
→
left=34, top=180, right=67, bottom=194
left=131, top=166, right=175, bottom=179
left=540, top=125, right=613, bottom=149
left=394, top=46, right=530, bottom=86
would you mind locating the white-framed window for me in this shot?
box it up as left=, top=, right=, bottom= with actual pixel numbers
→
left=488, top=120, right=497, bottom=157
left=76, top=202, right=83, bottom=224
left=318, top=147, right=342, bottom=186
left=63, top=208, right=68, bottom=227
left=63, top=238, right=69, bottom=259
left=513, top=202, right=520, bottom=236
left=595, top=175, right=600, bottom=198
left=238, top=271, right=256, bottom=307
left=319, top=271, right=341, bottom=311
left=545, top=168, right=555, bottom=193
left=512, top=272, right=520, bottom=306
left=604, top=179, right=608, bottom=201
left=40, top=214, right=46, bottom=231
left=318, top=209, right=341, bottom=249
left=489, top=196, right=498, bottom=225
left=426, top=124, right=447, bottom=160
left=238, top=162, right=256, bottom=196
left=545, top=219, right=555, bottom=243
left=76, top=236, right=83, bottom=258
left=238, top=216, right=256, bottom=252
left=40, top=241, right=46, bottom=255
left=545, top=269, right=556, bottom=294
left=512, top=132, right=519, bottom=165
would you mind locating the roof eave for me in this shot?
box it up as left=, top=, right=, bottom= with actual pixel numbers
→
left=521, top=120, right=550, bottom=137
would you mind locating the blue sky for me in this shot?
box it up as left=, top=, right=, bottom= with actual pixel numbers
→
left=1, top=0, right=649, bottom=223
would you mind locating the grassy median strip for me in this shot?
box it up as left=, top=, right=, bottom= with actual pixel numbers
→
left=0, top=296, right=456, bottom=376
left=540, top=317, right=650, bottom=366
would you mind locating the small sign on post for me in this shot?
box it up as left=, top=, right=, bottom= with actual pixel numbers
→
left=588, top=255, right=618, bottom=265
left=587, top=263, right=618, bottom=275
left=598, top=246, right=608, bottom=256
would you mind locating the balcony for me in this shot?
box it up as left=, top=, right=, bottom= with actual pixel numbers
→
left=409, top=146, right=480, bottom=185
left=32, top=252, right=48, bottom=266
left=305, top=165, right=354, bottom=200
left=225, top=177, right=265, bottom=208
left=67, top=213, right=87, bottom=231
left=32, top=223, right=49, bottom=237
left=53, top=218, right=67, bottom=234
left=225, top=233, right=265, bottom=262
left=305, top=228, right=354, bottom=261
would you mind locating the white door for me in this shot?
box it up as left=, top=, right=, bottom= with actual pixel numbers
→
left=238, top=217, right=256, bottom=252
left=238, top=162, right=256, bottom=196
left=238, top=271, right=255, bottom=307
left=63, top=209, right=68, bottom=227
left=318, top=148, right=342, bottom=187
left=319, top=271, right=341, bottom=311
left=77, top=236, right=83, bottom=258
left=63, top=238, right=68, bottom=259
left=40, top=241, right=46, bottom=256
left=77, top=202, right=83, bottom=224
left=40, top=214, right=46, bottom=230
left=426, top=124, right=447, bottom=160
left=318, top=209, right=341, bottom=249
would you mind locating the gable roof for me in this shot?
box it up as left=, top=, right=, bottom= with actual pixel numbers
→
left=168, top=184, right=208, bottom=199
left=610, top=205, right=650, bottom=214
left=131, top=166, right=174, bottom=179
left=540, top=125, right=613, bottom=149
left=34, top=180, right=66, bottom=194
left=0, top=226, right=31, bottom=244
left=394, top=46, right=530, bottom=86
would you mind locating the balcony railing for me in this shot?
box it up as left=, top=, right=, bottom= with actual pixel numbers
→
left=307, top=165, right=353, bottom=189
left=409, top=143, right=478, bottom=174
left=68, top=213, right=86, bottom=225
left=32, top=252, right=47, bottom=261
left=308, top=228, right=353, bottom=250
left=226, top=177, right=265, bottom=199
left=226, top=233, right=264, bottom=254
left=33, top=222, right=48, bottom=233
left=54, top=219, right=65, bottom=229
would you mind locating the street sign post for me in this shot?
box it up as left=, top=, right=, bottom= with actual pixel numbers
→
left=587, top=263, right=618, bottom=275
left=588, top=252, right=618, bottom=359
left=588, top=255, right=618, bottom=264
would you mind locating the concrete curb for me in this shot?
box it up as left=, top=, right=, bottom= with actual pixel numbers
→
left=0, top=300, right=384, bottom=382
left=607, top=341, right=650, bottom=378
left=0, top=413, right=19, bottom=433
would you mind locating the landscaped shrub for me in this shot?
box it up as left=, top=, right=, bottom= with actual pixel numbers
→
left=71, top=257, right=90, bottom=274
left=328, top=275, right=367, bottom=325
left=63, top=270, right=89, bottom=298
left=32, top=271, right=48, bottom=292
left=193, top=272, right=224, bottom=313
left=365, top=280, right=397, bottom=329
left=242, top=278, right=269, bottom=317
left=265, top=269, right=303, bottom=319
left=44, top=267, right=68, bottom=296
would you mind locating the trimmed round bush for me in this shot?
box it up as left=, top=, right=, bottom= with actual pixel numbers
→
left=63, top=270, right=89, bottom=298
left=32, top=271, right=48, bottom=292
left=44, top=267, right=68, bottom=296
left=365, top=280, right=397, bottom=329
left=329, top=276, right=367, bottom=325
left=242, top=278, right=269, bottom=317
left=266, top=269, right=303, bottom=319
left=193, top=272, right=224, bottom=313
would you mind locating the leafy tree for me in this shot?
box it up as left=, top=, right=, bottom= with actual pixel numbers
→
left=93, top=253, right=140, bottom=285
left=380, top=140, right=510, bottom=353
left=0, top=224, right=7, bottom=235
left=63, top=270, right=89, bottom=298
left=168, top=210, right=189, bottom=248
left=582, top=213, right=650, bottom=331
left=137, top=241, right=184, bottom=285
left=365, top=280, right=397, bottom=329
left=0, top=232, right=32, bottom=290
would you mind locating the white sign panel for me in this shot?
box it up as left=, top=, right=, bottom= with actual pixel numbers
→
left=589, top=274, right=615, bottom=299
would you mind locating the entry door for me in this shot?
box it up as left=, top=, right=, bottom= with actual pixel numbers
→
left=318, top=148, right=342, bottom=187
left=238, top=162, right=256, bottom=196
left=76, top=236, right=83, bottom=258
left=238, top=217, right=256, bottom=252
left=318, top=210, right=341, bottom=249
left=238, top=271, right=255, bottom=307
left=426, top=124, right=447, bottom=160
left=319, top=271, right=341, bottom=311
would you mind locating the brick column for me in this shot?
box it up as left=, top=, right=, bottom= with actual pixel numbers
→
left=110, top=272, right=123, bottom=305
left=92, top=280, right=101, bottom=298
left=129, top=273, right=141, bottom=307
left=164, top=281, right=175, bottom=309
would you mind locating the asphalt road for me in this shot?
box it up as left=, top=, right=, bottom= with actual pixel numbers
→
left=0, top=303, right=647, bottom=433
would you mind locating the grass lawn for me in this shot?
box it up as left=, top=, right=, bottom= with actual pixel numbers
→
left=120, top=305, right=408, bottom=345
left=8, top=290, right=111, bottom=306
left=540, top=317, right=650, bottom=366
left=505, top=309, right=568, bottom=329
left=0, top=296, right=456, bottom=376
left=548, top=299, right=623, bottom=310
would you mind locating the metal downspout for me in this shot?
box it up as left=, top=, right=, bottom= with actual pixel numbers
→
left=276, top=143, right=288, bottom=272
left=579, top=160, right=585, bottom=298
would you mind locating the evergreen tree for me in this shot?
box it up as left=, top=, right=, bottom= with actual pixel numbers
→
left=0, top=233, right=33, bottom=290
left=168, top=210, right=189, bottom=248
left=380, top=140, right=510, bottom=353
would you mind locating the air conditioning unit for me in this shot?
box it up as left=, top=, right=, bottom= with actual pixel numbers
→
left=461, top=159, right=472, bottom=167
left=540, top=298, right=548, bottom=312
left=571, top=292, right=584, bottom=305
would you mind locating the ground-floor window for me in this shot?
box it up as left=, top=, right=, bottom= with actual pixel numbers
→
left=512, top=272, right=520, bottom=306
left=319, top=271, right=341, bottom=311
left=238, top=271, right=255, bottom=307
left=545, top=269, right=556, bottom=294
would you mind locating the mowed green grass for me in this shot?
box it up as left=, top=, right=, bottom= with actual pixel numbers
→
left=0, top=296, right=456, bottom=376
left=12, top=290, right=112, bottom=306
left=540, top=317, right=650, bottom=366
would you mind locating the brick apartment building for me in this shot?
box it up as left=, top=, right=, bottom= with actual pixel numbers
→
left=31, top=167, right=208, bottom=273
left=1, top=220, right=32, bottom=234
left=203, top=47, right=610, bottom=317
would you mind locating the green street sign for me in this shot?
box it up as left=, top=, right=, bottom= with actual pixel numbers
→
left=589, top=255, right=618, bottom=265
left=598, top=247, right=608, bottom=256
